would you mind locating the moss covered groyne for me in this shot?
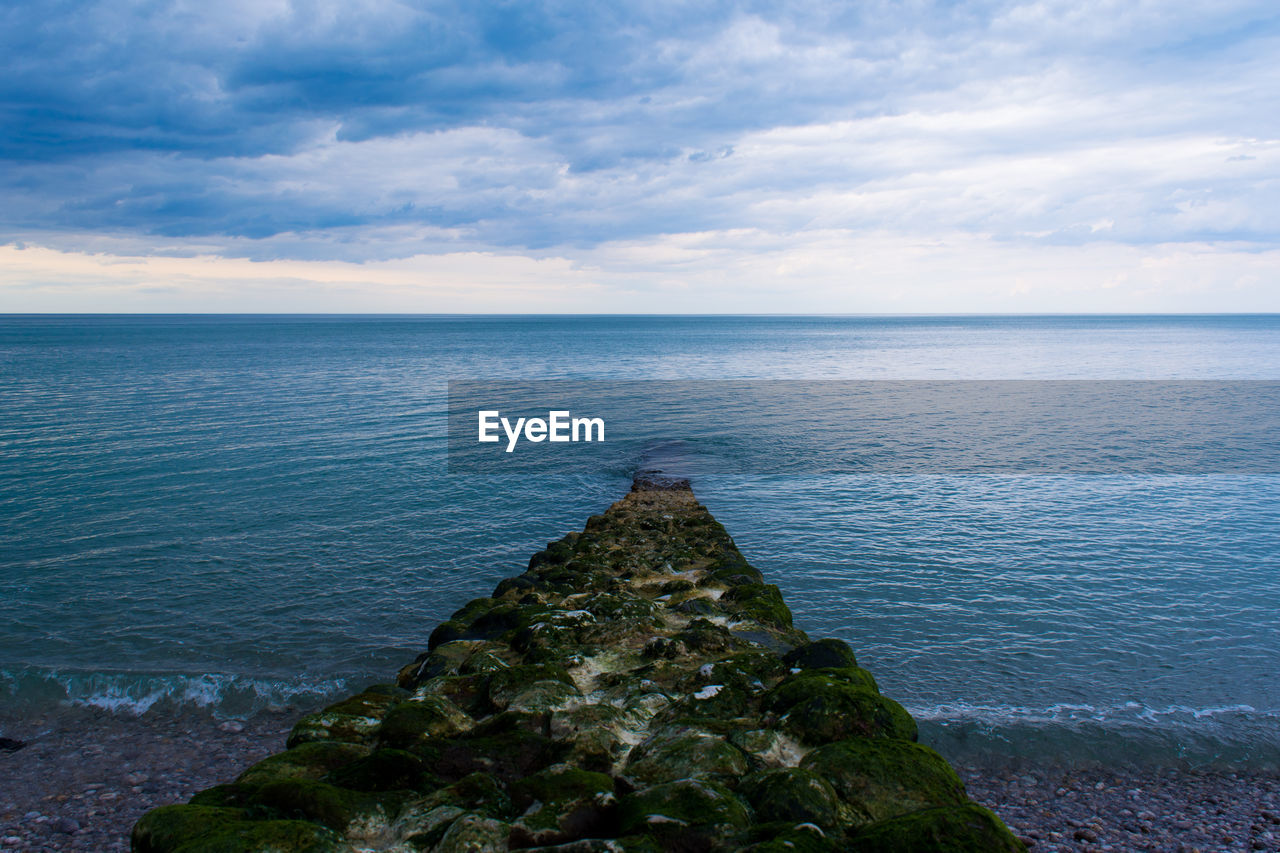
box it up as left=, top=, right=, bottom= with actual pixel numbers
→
left=133, top=477, right=1025, bottom=852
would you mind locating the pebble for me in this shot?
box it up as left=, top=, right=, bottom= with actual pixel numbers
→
left=216, top=721, right=244, bottom=734
left=0, top=706, right=291, bottom=851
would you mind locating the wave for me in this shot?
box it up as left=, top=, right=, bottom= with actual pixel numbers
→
left=912, top=700, right=1280, bottom=770
left=0, top=667, right=356, bottom=719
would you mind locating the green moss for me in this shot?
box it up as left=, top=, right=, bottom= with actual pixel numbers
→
left=427, top=619, right=467, bottom=651
left=249, top=778, right=390, bottom=832
left=800, top=739, right=967, bottom=827
left=720, top=583, right=793, bottom=629
left=510, top=765, right=613, bottom=808
left=435, top=725, right=568, bottom=783
left=236, top=742, right=372, bottom=787
left=414, top=771, right=514, bottom=821
left=618, top=779, right=752, bottom=838
left=739, top=768, right=841, bottom=828
left=848, top=804, right=1027, bottom=852
left=450, top=597, right=500, bottom=624
left=285, top=690, right=400, bottom=748
left=763, top=672, right=913, bottom=745
left=411, top=673, right=489, bottom=715
left=432, top=815, right=512, bottom=852
left=707, top=651, right=788, bottom=685
left=486, top=662, right=575, bottom=710
left=653, top=681, right=754, bottom=725
left=168, top=820, right=345, bottom=853
left=323, top=748, right=437, bottom=792
left=378, top=695, right=472, bottom=748
left=675, top=619, right=741, bottom=654
left=459, top=649, right=509, bottom=674
left=505, top=679, right=583, bottom=714
left=187, top=785, right=253, bottom=809
left=131, top=805, right=246, bottom=853
left=509, top=765, right=618, bottom=843
left=624, top=727, right=750, bottom=786
left=743, top=821, right=840, bottom=853
left=783, top=638, right=859, bottom=671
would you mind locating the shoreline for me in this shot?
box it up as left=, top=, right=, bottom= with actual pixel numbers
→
left=1, top=708, right=1277, bottom=851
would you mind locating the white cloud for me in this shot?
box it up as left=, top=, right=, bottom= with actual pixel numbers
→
left=4, top=232, right=1276, bottom=313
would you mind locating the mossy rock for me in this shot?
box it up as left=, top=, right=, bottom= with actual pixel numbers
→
left=624, top=728, right=750, bottom=786
left=460, top=649, right=510, bottom=674
left=487, top=663, right=575, bottom=710
left=727, top=728, right=804, bottom=769
left=720, top=583, right=793, bottom=629
left=764, top=673, right=913, bottom=745
left=236, top=741, right=372, bottom=787
left=492, top=574, right=538, bottom=598
left=428, top=619, right=468, bottom=651
left=509, top=764, right=618, bottom=845
left=674, top=597, right=722, bottom=617
left=450, top=596, right=501, bottom=624
left=413, top=771, right=514, bottom=821
left=675, top=619, right=742, bottom=654
left=401, top=640, right=479, bottom=685
left=575, top=592, right=659, bottom=622
left=412, top=673, right=489, bottom=715
left=323, top=748, right=437, bottom=793
left=385, top=802, right=466, bottom=850
left=783, top=638, right=858, bottom=671
left=285, top=690, right=400, bottom=748
left=743, top=821, right=840, bottom=853
left=248, top=778, right=392, bottom=833
left=378, top=695, right=472, bottom=748
left=739, top=768, right=841, bottom=828
left=465, top=601, right=536, bottom=641
left=436, top=725, right=568, bottom=783
left=705, top=651, right=788, bottom=685
left=507, top=680, right=583, bottom=714
left=618, top=779, right=752, bottom=842
left=133, top=804, right=345, bottom=852
left=800, top=739, right=967, bottom=827
left=652, top=681, right=754, bottom=725
left=848, top=803, right=1027, bottom=852
left=433, top=814, right=512, bottom=852
left=131, top=805, right=246, bottom=852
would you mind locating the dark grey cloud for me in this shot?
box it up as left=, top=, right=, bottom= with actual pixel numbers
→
left=2, top=1, right=1279, bottom=257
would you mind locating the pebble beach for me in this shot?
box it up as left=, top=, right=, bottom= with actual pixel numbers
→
left=3, top=706, right=1279, bottom=851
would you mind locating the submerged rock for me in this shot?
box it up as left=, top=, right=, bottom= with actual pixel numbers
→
left=132, top=477, right=1024, bottom=852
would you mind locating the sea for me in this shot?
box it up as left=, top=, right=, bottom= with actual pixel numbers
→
left=1, top=314, right=1277, bottom=769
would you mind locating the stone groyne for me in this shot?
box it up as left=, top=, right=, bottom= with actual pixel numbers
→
left=132, top=477, right=1026, bottom=852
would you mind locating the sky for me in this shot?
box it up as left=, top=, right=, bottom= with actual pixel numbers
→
left=1, top=0, right=1278, bottom=312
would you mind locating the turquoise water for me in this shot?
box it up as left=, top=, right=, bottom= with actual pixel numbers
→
left=2, top=315, right=1278, bottom=766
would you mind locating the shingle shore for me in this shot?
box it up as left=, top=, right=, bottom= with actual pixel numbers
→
left=130, top=475, right=1026, bottom=852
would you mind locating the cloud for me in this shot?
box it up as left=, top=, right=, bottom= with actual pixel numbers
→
left=5, top=232, right=1277, bottom=314
left=1, top=1, right=1278, bottom=309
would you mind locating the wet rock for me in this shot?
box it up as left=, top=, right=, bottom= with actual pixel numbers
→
left=618, top=779, right=752, bottom=844
left=285, top=690, right=401, bottom=748
left=129, top=478, right=1021, bottom=853
left=740, top=768, right=841, bottom=828
left=510, top=764, right=618, bottom=846
left=783, top=638, right=859, bottom=671
left=623, top=727, right=750, bottom=786
left=848, top=803, right=1027, bottom=852
left=377, top=695, right=473, bottom=749
left=433, top=814, right=512, bottom=852
left=800, top=738, right=967, bottom=827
